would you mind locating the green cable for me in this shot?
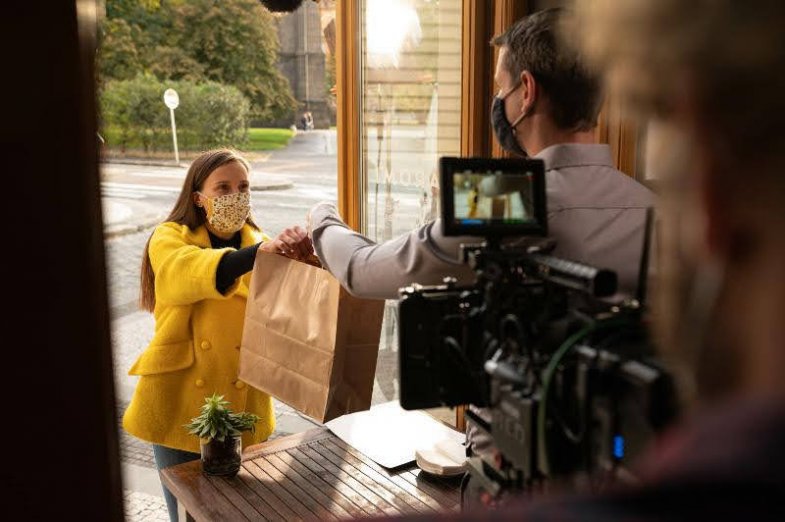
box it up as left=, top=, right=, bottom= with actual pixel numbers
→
left=536, top=319, right=626, bottom=476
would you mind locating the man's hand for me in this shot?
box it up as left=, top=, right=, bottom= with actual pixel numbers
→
left=259, top=226, right=314, bottom=260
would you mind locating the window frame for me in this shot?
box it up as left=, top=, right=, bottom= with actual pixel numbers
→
left=336, top=0, right=362, bottom=230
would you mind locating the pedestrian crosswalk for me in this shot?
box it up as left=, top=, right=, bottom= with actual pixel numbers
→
left=102, top=182, right=181, bottom=200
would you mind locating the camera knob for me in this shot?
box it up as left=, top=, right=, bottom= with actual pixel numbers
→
left=442, top=277, right=458, bottom=288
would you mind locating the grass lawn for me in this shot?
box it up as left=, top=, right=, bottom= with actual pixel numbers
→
left=245, top=128, right=295, bottom=151
left=99, top=126, right=295, bottom=159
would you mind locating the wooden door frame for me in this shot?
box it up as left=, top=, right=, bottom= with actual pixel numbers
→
left=336, top=0, right=362, bottom=230
left=4, top=1, right=123, bottom=517
left=460, top=0, right=494, bottom=158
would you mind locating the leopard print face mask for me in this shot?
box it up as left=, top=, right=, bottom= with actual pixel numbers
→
left=199, top=191, right=251, bottom=235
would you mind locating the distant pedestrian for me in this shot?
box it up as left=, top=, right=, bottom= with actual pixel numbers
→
left=301, top=110, right=314, bottom=131
left=122, top=148, right=313, bottom=521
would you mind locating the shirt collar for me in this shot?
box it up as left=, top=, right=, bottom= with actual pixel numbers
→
left=535, top=143, right=614, bottom=171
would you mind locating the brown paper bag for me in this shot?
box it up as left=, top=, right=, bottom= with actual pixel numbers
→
left=239, top=251, right=385, bottom=423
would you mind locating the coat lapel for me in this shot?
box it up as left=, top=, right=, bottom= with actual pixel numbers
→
left=182, top=224, right=212, bottom=248
left=240, top=224, right=263, bottom=248
left=182, top=223, right=262, bottom=299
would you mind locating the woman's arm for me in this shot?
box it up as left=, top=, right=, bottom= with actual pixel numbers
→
left=214, top=227, right=314, bottom=294
left=215, top=243, right=261, bottom=294
left=149, top=224, right=243, bottom=306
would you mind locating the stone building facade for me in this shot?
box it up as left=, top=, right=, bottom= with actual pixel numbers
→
left=276, top=1, right=334, bottom=129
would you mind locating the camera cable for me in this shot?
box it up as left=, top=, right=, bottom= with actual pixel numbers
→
left=536, top=318, right=630, bottom=476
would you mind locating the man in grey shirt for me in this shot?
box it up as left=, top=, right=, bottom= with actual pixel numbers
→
left=308, top=8, right=653, bottom=300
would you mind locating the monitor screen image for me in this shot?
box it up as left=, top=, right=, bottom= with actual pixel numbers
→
left=452, top=170, right=536, bottom=225
left=440, top=157, right=546, bottom=237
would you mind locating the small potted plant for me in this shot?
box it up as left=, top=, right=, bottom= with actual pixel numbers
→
left=185, top=393, right=260, bottom=476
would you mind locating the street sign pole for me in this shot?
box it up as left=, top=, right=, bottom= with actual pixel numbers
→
left=169, top=107, right=179, bottom=164
left=163, top=88, right=180, bottom=164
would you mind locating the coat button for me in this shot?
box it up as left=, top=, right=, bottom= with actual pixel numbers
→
left=195, top=379, right=205, bottom=388
left=234, top=380, right=245, bottom=390
left=200, top=340, right=211, bottom=350
left=235, top=345, right=241, bottom=351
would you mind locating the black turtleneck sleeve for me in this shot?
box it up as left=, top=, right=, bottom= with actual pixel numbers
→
left=208, top=231, right=262, bottom=294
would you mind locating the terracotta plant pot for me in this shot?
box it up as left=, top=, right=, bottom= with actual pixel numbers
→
left=200, top=435, right=242, bottom=476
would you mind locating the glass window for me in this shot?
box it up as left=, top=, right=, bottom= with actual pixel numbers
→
left=359, top=0, right=463, bottom=405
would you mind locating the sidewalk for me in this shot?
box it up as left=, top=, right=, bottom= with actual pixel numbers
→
left=102, top=157, right=183, bottom=168
left=103, top=199, right=166, bottom=239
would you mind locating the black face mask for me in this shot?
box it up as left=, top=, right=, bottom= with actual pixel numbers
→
left=491, top=86, right=528, bottom=157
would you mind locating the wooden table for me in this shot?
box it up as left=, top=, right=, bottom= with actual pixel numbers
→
left=161, top=427, right=462, bottom=521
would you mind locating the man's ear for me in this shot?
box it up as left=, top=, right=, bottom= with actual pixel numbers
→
left=519, top=70, right=538, bottom=112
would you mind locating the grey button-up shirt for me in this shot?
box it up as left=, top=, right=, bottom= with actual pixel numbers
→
left=310, top=143, right=654, bottom=300
left=541, top=143, right=655, bottom=295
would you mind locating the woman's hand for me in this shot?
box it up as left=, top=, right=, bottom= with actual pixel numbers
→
left=259, top=226, right=314, bottom=260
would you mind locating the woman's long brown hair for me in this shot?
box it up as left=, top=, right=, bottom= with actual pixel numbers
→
left=139, top=149, right=259, bottom=312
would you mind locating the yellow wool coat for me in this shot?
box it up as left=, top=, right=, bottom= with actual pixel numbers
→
left=123, top=222, right=274, bottom=453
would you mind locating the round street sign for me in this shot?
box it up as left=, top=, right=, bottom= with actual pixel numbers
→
left=163, top=88, right=180, bottom=110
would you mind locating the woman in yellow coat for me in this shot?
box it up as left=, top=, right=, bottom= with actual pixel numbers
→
left=122, top=149, right=312, bottom=521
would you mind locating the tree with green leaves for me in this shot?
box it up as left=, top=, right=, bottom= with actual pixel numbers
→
left=98, top=18, right=144, bottom=81
left=101, top=75, right=251, bottom=151
left=98, top=0, right=296, bottom=122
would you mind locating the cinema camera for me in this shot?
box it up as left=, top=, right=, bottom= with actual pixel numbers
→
left=398, top=157, right=678, bottom=506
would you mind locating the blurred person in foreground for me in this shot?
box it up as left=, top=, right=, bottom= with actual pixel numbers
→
left=371, top=0, right=785, bottom=519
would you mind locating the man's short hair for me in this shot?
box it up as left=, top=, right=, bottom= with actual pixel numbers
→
left=492, top=8, right=602, bottom=132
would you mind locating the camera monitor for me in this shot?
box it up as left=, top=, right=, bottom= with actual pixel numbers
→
left=441, top=157, right=547, bottom=237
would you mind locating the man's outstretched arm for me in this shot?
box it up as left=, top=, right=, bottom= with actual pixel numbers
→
left=308, top=202, right=476, bottom=300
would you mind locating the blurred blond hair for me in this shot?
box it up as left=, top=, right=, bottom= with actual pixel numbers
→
left=572, top=0, right=785, bottom=405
